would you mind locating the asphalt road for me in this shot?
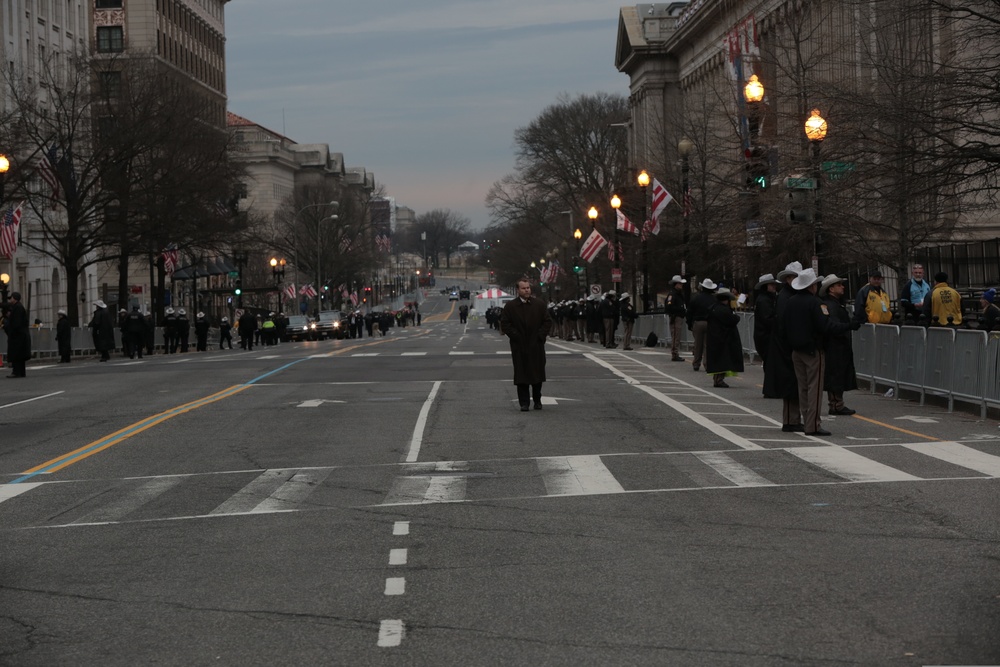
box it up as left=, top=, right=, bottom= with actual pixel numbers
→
left=2, top=286, right=999, bottom=666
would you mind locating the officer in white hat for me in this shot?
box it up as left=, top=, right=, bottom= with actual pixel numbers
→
left=664, top=276, right=688, bottom=361
left=600, top=291, right=619, bottom=348
left=618, top=292, right=636, bottom=350
left=819, top=274, right=858, bottom=416
left=753, top=273, right=781, bottom=372
left=686, top=278, right=717, bottom=372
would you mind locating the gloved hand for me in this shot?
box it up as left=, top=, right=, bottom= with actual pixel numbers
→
left=851, top=320, right=862, bottom=331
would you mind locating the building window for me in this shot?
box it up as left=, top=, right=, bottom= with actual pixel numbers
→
left=96, top=26, right=123, bottom=52
left=95, top=0, right=122, bottom=8
left=98, top=70, right=122, bottom=98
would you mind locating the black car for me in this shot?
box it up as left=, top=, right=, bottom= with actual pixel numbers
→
left=314, top=310, right=345, bottom=339
left=459, top=289, right=470, bottom=300
left=283, top=315, right=318, bottom=341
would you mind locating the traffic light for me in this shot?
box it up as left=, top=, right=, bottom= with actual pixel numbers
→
left=234, top=279, right=242, bottom=296
left=745, top=145, right=769, bottom=189
left=738, top=191, right=760, bottom=221
left=786, top=189, right=813, bottom=223
left=573, top=257, right=583, bottom=274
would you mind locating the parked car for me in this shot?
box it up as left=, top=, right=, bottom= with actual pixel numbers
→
left=283, top=315, right=317, bottom=342
left=459, top=289, right=470, bottom=299
left=449, top=291, right=459, bottom=301
left=314, top=310, right=345, bottom=339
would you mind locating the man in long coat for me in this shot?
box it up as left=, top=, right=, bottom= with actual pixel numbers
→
left=500, top=277, right=553, bottom=411
left=89, top=300, right=116, bottom=361
left=3, top=291, right=30, bottom=377
left=705, top=289, right=744, bottom=388
left=820, top=274, right=859, bottom=416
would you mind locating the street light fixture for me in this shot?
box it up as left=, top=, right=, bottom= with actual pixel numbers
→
left=0, top=272, right=10, bottom=303
left=270, top=257, right=286, bottom=312
left=637, top=170, right=651, bottom=311
left=743, top=74, right=764, bottom=104
left=609, top=194, right=622, bottom=288
left=804, top=109, right=827, bottom=273
left=678, top=137, right=694, bottom=277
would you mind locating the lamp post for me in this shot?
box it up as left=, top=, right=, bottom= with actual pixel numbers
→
left=588, top=206, right=598, bottom=290
left=0, top=272, right=10, bottom=304
left=678, top=138, right=693, bottom=278
left=609, top=194, right=622, bottom=289
left=0, top=155, right=8, bottom=297
left=637, top=170, right=650, bottom=311
left=269, top=257, right=286, bottom=313
left=573, top=227, right=584, bottom=294
left=804, top=108, right=828, bottom=274
left=232, top=250, right=248, bottom=309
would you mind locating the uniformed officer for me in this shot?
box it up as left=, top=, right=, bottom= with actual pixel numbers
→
left=619, top=292, right=637, bottom=350
left=163, top=307, right=178, bottom=354
left=219, top=316, right=233, bottom=349
left=176, top=308, right=191, bottom=352
left=665, top=275, right=687, bottom=361
left=194, top=312, right=210, bottom=351
left=124, top=305, right=148, bottom=359
left=686, top=279, right=717, bottom=372
left=783, top=269, right=859, bottom=436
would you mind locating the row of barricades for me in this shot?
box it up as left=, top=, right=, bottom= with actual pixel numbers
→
left=626, top=313, right=1000, bottom=418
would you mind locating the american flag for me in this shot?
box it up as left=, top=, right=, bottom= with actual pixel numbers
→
left=349, top=291, right=359, bottom=306
left=161, top=243, right=179, bottom=275
left=682, top=185, right=693, bottom=217
left=616, top=209, right=639, bottom=235
left=641, top=217, right=660, bottom=241
left=607, top=241, right=623, bottom=262
left=579, top=229, right=607, bottom=263
left=1, top=201, right=25, bottom=259
left=651, top=179, right=673, bottom=221
left=284, top=283, right=297, bottom=300
left=299, top=284, right=317, bottom=298
left=376, top=234, right=391, bottom=253
left=38, top=146, right=60, bottom=197
left=340, top=284, right=349, bottom=300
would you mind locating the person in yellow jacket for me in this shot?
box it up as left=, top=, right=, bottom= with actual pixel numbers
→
left=852, top=270, right=893, bottom=324
left=923, top=272, right=963, bottom=326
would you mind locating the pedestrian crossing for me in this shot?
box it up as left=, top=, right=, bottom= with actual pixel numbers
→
left=3, top=441, right=999, bottom=529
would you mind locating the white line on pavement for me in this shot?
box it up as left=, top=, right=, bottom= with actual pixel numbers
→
left=537, top=455, right=625, bottom=496
left=378, top=620, right=404, bottom=647
left=389, top=548, right=408, bottom=565
left=384, top=578, right=405, bottom=595
left=405, top=381, right=441, bottom=463
left=0, top=391, right=65, bottom=411
left=393, top=521, right=410, bottom=536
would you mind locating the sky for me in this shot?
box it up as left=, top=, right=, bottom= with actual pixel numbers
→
left=224, top=1, right=628, bottom=232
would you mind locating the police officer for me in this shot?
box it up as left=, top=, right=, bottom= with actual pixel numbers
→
left=219, top=316, right=233, bottom=349
left=124, top=305, right=148, bottom=359
left=665, top=276, right=687, bottom=361
left=194, top=312, right=210, bottom=351
left=163, top=307, right=178, bottom=353
left=820, top=274, right=859, bottom=416
left=238, top=310, right=257, bottom=350
left=600, top=291, right=618, bottom=348
left=686, top=279, right=717, bottom=372
left=176, top=308, right=191, bottom=352
left=783, top=269, right=859, bottom=436
left=619, top=292, right=637, bottom=350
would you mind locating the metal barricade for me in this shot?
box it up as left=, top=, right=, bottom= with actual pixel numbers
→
left=985, top=334, right=1000, bottom=411
left=924, top=327, right=956, bottom=410
left=896, top=326, right=927, bottom=405
left=952, top=329, right=988, bottom=418
left=872, top=324, right=900, bottom=394
left=854, top=324, right=876, bottom=389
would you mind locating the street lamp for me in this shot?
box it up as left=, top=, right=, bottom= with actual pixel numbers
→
left=610, top=194, right=622, bottom=289
left=637, top=170, right=651, bottom=311
left=0, top=272, right=9, bottom=303
left=269, top=257, right=286, bottom=313
left=804, top=109, right=828, bottom=273
left=0, top=154, right=9, bottom=204
left=678, top=138, right=693, bottom=277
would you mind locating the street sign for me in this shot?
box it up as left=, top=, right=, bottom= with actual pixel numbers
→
left=783, top=176, right=817, bottom=189
left=590, top=284, right=602, bottom=296
left=822, top=161, right=856, bottom=180
left=611, top=269, right=622, bottom=283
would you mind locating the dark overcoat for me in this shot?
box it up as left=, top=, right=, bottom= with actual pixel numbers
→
left=705, top=301, right=744, bottom=374
left=88, top=307, right=116, bottom=352
left=762, top=286, right=798, bottom=399
left=585, top=300, right=602, bottom=334
left=56, top=315, right=72, bottom=357
left=753, top=289, right=777, bottom=366
left=500, top=297, right=553, bottom=385
left=822, top=295, right=859, bottom=393
left=3, top=301, right=31, bottom=364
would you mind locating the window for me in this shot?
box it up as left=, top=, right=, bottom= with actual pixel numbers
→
left=96, top=26, right=123, bottom=52
left=95, top=0, right=122, bottom=7
left=98, top=70, right=121, bottom=98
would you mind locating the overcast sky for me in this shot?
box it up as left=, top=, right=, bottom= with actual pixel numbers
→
left=224, top=1, right=627, bottom=232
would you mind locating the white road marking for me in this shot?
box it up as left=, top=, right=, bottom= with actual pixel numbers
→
left=29, top=365, right=57, bottom=370
left=537, top=456, right=625, bottom=496
left=295, top=399, right=344, bottom=407
left=0, top=482, right=42, bottom=504
left=788, top=447, right=921, bottom=482
left=378, top=620, right=404, bottom=647
left=448, top=351, right=474, bottom=355
left=393, top=521, right=410, bottom=536
left=73, top=477, right=184, bottom=524
left=352, top=353, right=379, bottom=357
left=384, top=578, right=405, bottom=595
left=401, top=352, right=426, bottom=356
left=404, top=381, right=441, bottom=463
left=896, top=415, right=939, bottom=424
left=251, top=469, right=334, bottom=513
left=694, top=452, right=774, bottom=487
left=903, top=441, right=1000, bottom=476
left=119, top=361, right=146, bottom=366
left=0, top=391, right=65, bottom=411
left=255, top=355, right=280, bottom=360
left=389, top=548, right=408, bottom=565
left=208, top=470, right=298, bottom=515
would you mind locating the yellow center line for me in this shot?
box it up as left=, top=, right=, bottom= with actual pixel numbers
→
left=849, top=414, right=941, bottom=441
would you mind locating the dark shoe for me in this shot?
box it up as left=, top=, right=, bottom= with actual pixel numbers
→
left=781, top=424, right=805, bottom=432
left=829, top=407, right=856, bottom=416
left=714, top=381, right=730, bottom=388
left=520, top=404, right=530, bottom=412
left=692, top=366, right=700, bottom=372
left=672, top=356, right=684, bottom=362
left=805, top=429, right=832, bottom=436
left=533, top=403, right=543, bottom=410
left=623, top=347, right=633, bottom=350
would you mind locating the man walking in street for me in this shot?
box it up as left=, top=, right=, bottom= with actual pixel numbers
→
left=665, top=275, right=687, bottom=361
left=619, top=292, right=636, bottom=350
left=500, top=277, right=553, bottom=411
left=686, top=278, right=717, bottom=372
left=3, top=291, right=30, bottom=377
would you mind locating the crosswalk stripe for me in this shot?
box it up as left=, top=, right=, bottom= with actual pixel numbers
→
left=788, top=446, right=921, bottom=482
left=903, top=441, right=1000, bottom=477
left=209, top=469, right=297, bottom=515
left=0, top=482, right=42, bottom=504
left=694, top=452, right=774, bottom=487
left=536, top=455, right=625, bottom=496
left=73, top=476, right=184, bottom=524
left=251, top=469, right=334, bottom=513
left=401, top=352, right=426, bottom=356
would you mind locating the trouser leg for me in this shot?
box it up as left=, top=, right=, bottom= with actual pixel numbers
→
left=516, top=384, right=530, bottom=407
left=782, top=397, right=802, bottom=427
left=692, top=320, right=707, bottom=368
